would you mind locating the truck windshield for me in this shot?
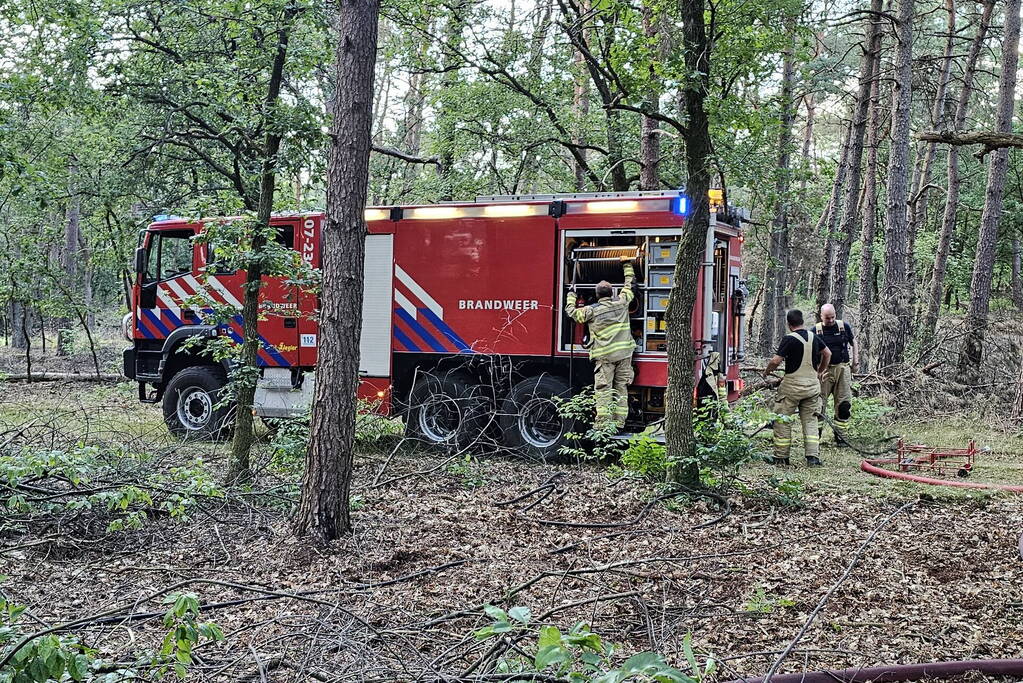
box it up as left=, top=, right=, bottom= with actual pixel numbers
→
left=145, top=230, right=193, bottom=282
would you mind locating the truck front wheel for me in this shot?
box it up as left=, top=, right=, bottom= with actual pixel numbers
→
left=500, top=375, right=574, bottom=461
left=162, top=366, right=233, bottom=441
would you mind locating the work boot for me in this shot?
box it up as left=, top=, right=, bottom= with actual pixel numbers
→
left=771, top=456, right=791, bottom=467
left=805, top=456, right=824, bottom=467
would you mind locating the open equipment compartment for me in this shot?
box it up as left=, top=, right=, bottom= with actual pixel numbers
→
left=559, top=232, right=718, bottom=358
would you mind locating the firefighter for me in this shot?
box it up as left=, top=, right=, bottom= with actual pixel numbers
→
left=565, top=255, right=637, bottom=433
left=815, top=303, right=857, bottom=444
left=762, top=309, right=831, bottom=467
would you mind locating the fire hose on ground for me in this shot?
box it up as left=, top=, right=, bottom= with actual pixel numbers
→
left=726, top=658, right=1023, bottom=683
left=744, top=375, right=1023, bottom=493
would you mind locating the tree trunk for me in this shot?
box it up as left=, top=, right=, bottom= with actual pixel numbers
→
left=814, top=124, right=852, bottom=315
left=759, top=24, right=797, bottom=351
left=1012, top=236, right=1023, bottom=311
left=856, top=50, right=883, bottom=369
left=906, top=0, right=956, bottom=320
left=572, top=42, right=590, bottom=191
left=922, top=0, right=995, bottom=339
left=56, top=157, right=82, bottom=352
left=226, top=1, right=300, bottom=484
left=1013, top=358, right=1023, bottom=421
left=875, top=0, right=914, bottom=372
left=639, top=2, right=660, bottom=190
left=437, top=1, right=467, bottom=200
left=832, top=0, right=882, bottom=317
left=296, top=0, right=379, bottom=541
left=665, top=0, right=712, bottom=485
left=959, top=0, right=1020, bottom=377
left=10, top=301, right=28, bottom=350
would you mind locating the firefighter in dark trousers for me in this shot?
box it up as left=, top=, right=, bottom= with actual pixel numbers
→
left=565, top=256, right=636, bottom=432
left=762, top=309, right=831, bottom=466
left=815, top=303, right=857, bottom=443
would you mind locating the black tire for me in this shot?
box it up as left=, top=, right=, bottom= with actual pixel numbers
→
left=405, top=372, right=493, bottom=450
left=162, top=366, right=233, bottom=441
left=500, top=375, right=574, bottom=460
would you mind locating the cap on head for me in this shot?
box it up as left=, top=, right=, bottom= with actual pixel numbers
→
left=595, top=281, right=613, bottom=298
left=786, top=309, right=804, bottom=328
left=820, top=303, right=836, bottom=325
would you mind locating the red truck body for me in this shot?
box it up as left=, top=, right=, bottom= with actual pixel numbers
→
left=124, top=191, right=747, bottom=456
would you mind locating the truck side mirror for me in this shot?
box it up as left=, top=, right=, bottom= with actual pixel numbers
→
left=134, top=247, right=147, bottom=278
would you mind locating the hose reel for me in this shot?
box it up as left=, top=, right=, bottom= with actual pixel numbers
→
left=569, top=245, right=644, bottom=312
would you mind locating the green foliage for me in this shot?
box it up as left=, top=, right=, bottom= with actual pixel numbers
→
left=265, top=400, right=403, bottom=472
left=0, top=578, right=128, bottom=682
left=0, top=446, right=222, bottom=532
left=444, top=454, right=487, bottom=489
left=617, top=397, right=769, bottom=484
left=757, top=476, right=806, bottom=508
left=555, top=389, right=627, bottom=462
left=473, top=605, right=715, bottom=682
left=839, top=397, right=894, bottom=444
left=620, top=435, right=669, bottom=480
left=742, top=587, right=796, bottom=614
left=149, top=594, right=224, bottom=679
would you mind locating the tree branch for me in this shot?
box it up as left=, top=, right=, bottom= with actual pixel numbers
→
left=371, top=144, right=443, bottom=168
left=919, top=130, right=1023, bottom=159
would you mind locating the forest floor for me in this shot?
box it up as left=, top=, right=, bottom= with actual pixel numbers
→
left=2, top=341, right=1023, bottom=681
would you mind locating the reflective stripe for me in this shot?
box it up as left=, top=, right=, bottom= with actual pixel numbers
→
left=590, top=340, right=637, bottom=358
left=592, top=321, right=630, bottom=340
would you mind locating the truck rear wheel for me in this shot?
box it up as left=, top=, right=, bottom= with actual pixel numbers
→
left=162, top=366, right=233, bottom=441
left=405, top=372, right=492, bottom=450
left=500, top=375, right=573, bottom=460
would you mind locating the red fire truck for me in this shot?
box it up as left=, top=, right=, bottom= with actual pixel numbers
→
left=123, top=190, right=748, bottom=458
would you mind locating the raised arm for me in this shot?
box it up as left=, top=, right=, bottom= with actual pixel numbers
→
left=565, top=288, right=593, bottom=324
left=619, top=257, right=635, bottom=304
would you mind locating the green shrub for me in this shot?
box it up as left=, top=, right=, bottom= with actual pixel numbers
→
left=473, top=605, right=715, bottom=682
left=617, top=396, right=770, bottom=484
left=555, top=388, right=627, bottom=462
left=0, top=446, right=221, bottom=532
left=266, top=399, right=403, bottom=471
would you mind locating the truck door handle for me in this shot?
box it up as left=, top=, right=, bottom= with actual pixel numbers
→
left=284, top=318, right=297, bottom=328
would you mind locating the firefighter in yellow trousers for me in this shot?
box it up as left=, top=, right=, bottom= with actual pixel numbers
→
left=815, top=303, right=857, bottom=444
left=763, top=309, right=831, bottom=467
left=565, top=256, right=636, bottom=434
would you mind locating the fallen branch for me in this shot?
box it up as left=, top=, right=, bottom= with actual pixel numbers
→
left=761, top=501, right=916, bottom=683
left=918, top=130, right=1023, bottom=159
left=1, top=372, right=122, bottom=382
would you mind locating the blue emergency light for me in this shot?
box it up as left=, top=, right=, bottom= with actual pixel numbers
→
left=670, top=195, right=688, bottom=215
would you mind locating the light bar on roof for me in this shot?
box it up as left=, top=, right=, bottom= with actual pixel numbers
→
left=364, top=208, right=390, bottom=221
left=403, top=204, right=547, bottom=220
left=481, top=203, right=545, bottom=218
left=405, top=206, right=464, bottom=220
left=584, top=200, right=641, bottom=213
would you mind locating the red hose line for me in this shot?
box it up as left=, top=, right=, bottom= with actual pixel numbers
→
left=860, top=458, right=1023, bottom=493
left=729, top=658, right=1023, bottom=683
